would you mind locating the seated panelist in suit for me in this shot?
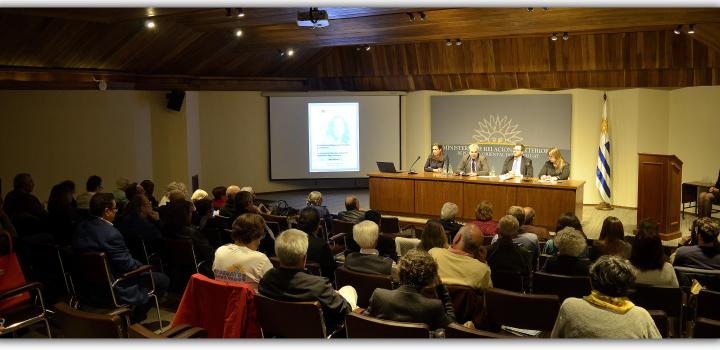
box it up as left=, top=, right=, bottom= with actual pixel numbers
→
left=365, top=249, right=456, bottom=332
left=698, top=169, right=720, bottom=218
left=538, top=147, right=570, bottom=180
left=501, top=143, right=533, bottom=177
left=424, top=143, right=450, bottom=172
left=456, top=143, right=490, bottom=176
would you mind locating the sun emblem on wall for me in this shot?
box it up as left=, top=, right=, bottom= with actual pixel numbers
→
left=473, top=114, right=524, bottom=144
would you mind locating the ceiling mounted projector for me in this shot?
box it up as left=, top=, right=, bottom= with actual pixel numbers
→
left=297, top=8, right=329, bottom=28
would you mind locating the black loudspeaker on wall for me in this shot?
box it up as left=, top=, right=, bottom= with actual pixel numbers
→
left=165, top=90, right=185, bottom=112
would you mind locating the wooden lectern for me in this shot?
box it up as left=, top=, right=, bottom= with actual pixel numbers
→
left=637, top=153, right=683, bottom=240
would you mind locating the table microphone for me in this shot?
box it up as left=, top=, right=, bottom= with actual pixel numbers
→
left=408, top=156, right=421, bottom=175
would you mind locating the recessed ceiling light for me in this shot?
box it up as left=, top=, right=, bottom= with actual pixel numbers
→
left=455, top=39, right=462, bottom=46
left=235, top=29, right=243, bottom=37
left=688, top=24, right=695, bottom=34
left=562, top=32, right=569, bottom=40
left=446, top=39, right=453, bottom=46
left=550, top=32, right=558, bottom=41
left=674, top=25, right=682, bottom=35
left=237, top=8, right=245, bottom=18
left=145, top=19, right=155, bottom=29
left=287, top=49, right=295, bottom=57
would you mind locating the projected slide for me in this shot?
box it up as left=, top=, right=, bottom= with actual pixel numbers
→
left=308, top=103, right=360, bottom=172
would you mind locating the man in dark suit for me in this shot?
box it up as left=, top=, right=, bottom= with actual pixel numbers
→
left=501, top=143, right=533, bottom=177
left=487, top=215, right=533, bottom=278
left=73, top=193, right=169, bottom=322
left=345, top=220, right=394, bottom=275
left=259, top=229, right=356, bottom=331
left=337, top=195, right=365, bottom=224
left=365, top=249, right=455, bottom=332
left=456, top=143, right=490, bottom=175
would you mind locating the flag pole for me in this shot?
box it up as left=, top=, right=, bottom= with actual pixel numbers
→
left=596, top=91, right=613, bottom=211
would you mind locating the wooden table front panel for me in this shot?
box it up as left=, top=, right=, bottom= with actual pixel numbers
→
left=515, top=186, right=579, bottom=228
left=414, top=180, right=464, bottom=216
left=369, top=177, right=415, bottom=214
left=463, top=183, right=518, bottom=221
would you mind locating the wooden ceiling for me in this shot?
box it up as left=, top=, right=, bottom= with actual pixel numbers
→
left=1, top=8, right=719, bottom=91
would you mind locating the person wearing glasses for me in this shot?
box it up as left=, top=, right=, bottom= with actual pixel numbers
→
left=424, top=143, right=450, bottom=172
left=501, top=143, right=534, bottom=178
left=456, top=143, right=490, bottom=176
left=73, top=193, right=170, bottom=323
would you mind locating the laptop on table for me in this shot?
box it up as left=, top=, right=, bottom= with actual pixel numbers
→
left=376, top=161, right=402, bottom=173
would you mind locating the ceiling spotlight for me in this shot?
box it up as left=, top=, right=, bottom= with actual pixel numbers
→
left=562, top=32, right=569, bottom=41
left=688, top=24, right=695, bottom=34
left=446, top=39, right=453, bottom=46
left=419, top=12, right=426, bottom=21
left=364, top=44, right=371, bottom=51
left=146, top=8, right=155, bottom=17
left=674, top=25, right=682, bottom=35
left=407, top=12, right=416, bottom=21
left=278, top=49, right=285, bottom=57
left=236, top=8, right=245, bottom=18
left=145, top=19, right=155, bottom=29
left=287, top=49, right=295, bottom=57
left=235, top=29, right=243, bottom=37
left=455, top=39, right=462, bottom=46
left=527, top=7, right=534, bottom=12
left=550, top=32, right=558, bottom=41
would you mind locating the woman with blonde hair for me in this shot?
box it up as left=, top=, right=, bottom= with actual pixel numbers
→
left=539, top=147, right=570, bottom=180
left=424, top=143, right=450, bottom=172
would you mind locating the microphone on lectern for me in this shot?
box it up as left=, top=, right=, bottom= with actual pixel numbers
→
left=408, top=156, right=421, bottom=175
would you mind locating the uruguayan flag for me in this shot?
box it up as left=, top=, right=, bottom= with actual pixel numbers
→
left=596, top=96, right=612, bottom=204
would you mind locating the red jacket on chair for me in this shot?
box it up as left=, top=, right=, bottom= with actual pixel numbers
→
left=172, top=273, right=262, bottom=338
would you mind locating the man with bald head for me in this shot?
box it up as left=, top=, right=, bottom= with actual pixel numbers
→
left=219, top=185, right=242, bottom=218
left=521, top=206, right=550, bottom=241
left=428, top=225, right=492, bottom=290
left=337, top=195, right=365, bottom=224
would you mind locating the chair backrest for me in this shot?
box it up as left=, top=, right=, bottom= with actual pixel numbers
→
left=51, top=302, right=129, bottom=338
left=334, top=266, right=392, bottom=308
left=446, top=285, right=484, bottom=326
left=129, top=323, right=207, bottom=338
left=345, top=313, right=430, bottom=338
left=697, top=289, right=720, bottom=320
left=693, top=317, right=720, bottom=338
left=265, top=221, right=281, bottom=238
left=674, top=266, right=720, bottom=291
left=331, top=219, right=355, bottom=237
left=67, top=251, right=119, bottom=306
left=15, top=238, right=71, bottom=296
left=647, top=309, right=669, bottom=338
left=254, top=294, right=327, bottom=338
left=629, top=284, right=683, bottom=318
left=395, top=237, right=421, bottom=258
left=261, top=213, right=290, bottom=231
left=380, top=217, right=400, bottom=234
left=444, top=323, right=511, bottom=338
left=157, top=238, right=198, bottom=271
left=484, top=287, right=560, bottom=332
left=490, top=270, right=526, bottom=293
left=482, top=235, right=494, bottom=246
left=532, top=271, right=591, bottom=301
left=269, top=257, right=322, bottom=276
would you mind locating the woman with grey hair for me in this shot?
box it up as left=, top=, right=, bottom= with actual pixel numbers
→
left=551, top=255, right=661, bottom=338
left=439, top=202, right=463, bottom=241
left=542, top=227, right=590, bottom=276
left=365, top=249, right=456, bottom=331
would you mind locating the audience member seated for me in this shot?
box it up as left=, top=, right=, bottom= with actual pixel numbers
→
left=192, top=198, right=213, bottom=231
left=468, top=200, right=497, bottom=237
left=305, top=191, right=333, bottom=231
left=158, top=189, right=188, bottom=221
left=212, top=213, right=272, bottom=290
left=487, top=215, right=533, bottom=278
left=3, top=173, right=48, bottom=234
left=337, top=195, right=365, bottom=224
left=630, top=219, right=678, bottom=287
left=365, top=249, right=456, bottom=333
left=140, top=180, right=158, bottom=208
left=673, top=217, right=720, bottom=270
left=420, top=220, right=449, bottom=251
left=72, top=193, right=169, bottom=323
left=211, top=186, right=228, bottom=211
left=47, top=180, right=81, bottom=245
left=362, top=210, right=399, bottom=261
left=112, top=178, right=130, bottom=209
left=296, top=207, right=337, bottom=282
left=259, top=229, right=358, bottom=331
left=542, top=227, right=590, bottom=276
left=438, top=202, right=463, bottom=242
left=543, top=212, right=585, bottom=256
left=521, top=206, right=550, bottom=241
left=123, top=182, right=146, bottom=206
left=345, top=220, right=394, bottom=276
left=118, top=194, right=162, bottom=242
left=77, top=175, right=103, bottom=210
left=159, top=181, right=188, bottom=207
left=218, top=185, right=241, bottom=218
left=191, top=189, right=208, bottom=201
left=240, top=187, right=271, bottom=215
left=162, top=199, right=214, bottom=274
left=491, top=206, right=540, bottom=261
left=551, top=255, right=661, bottom=338
left=429, top=225, right=492, bottom=290
left=591, top=216, right=631, bottom=261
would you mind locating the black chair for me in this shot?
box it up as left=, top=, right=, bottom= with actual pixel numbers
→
left=14, top=238, right=72, bottom=298
left=692, top=317, right=720, bottom=338
left=532, top=271, right=591, bottom=302
left=345, top=313, right=430, bottom=338
left=445, top=323, right=511, bottom=338
left=490, top=270, right=527, bottom=293
left=254, top=294, right=333, bottom=338
left=156, top=237, right=208, bottom=291
left=629, top=284, right=684, bottom=337
left=647, top=309, right=670, bottom=338
left=674, top=266, right=720, bottom=291
left=269, top=256, right=322, bottom=276
left=0, top=282, right=52, bottom=338
left=484, top=287, right=560, bottom=335
left=260, top=213, right=291, bottom=231
left=379, top=217, right=401, bottom=234
left=334, top=266, right=392, bottom=308
left=696, top=289, right=720, bottom=320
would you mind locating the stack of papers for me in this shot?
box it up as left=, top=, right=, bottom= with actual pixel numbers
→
left=501, top=325, right=542, bottom=337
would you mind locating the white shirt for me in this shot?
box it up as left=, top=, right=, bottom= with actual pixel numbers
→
left=512, top=156, right=522, bottom=175
left=212, top=244, right=272, bottom=290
